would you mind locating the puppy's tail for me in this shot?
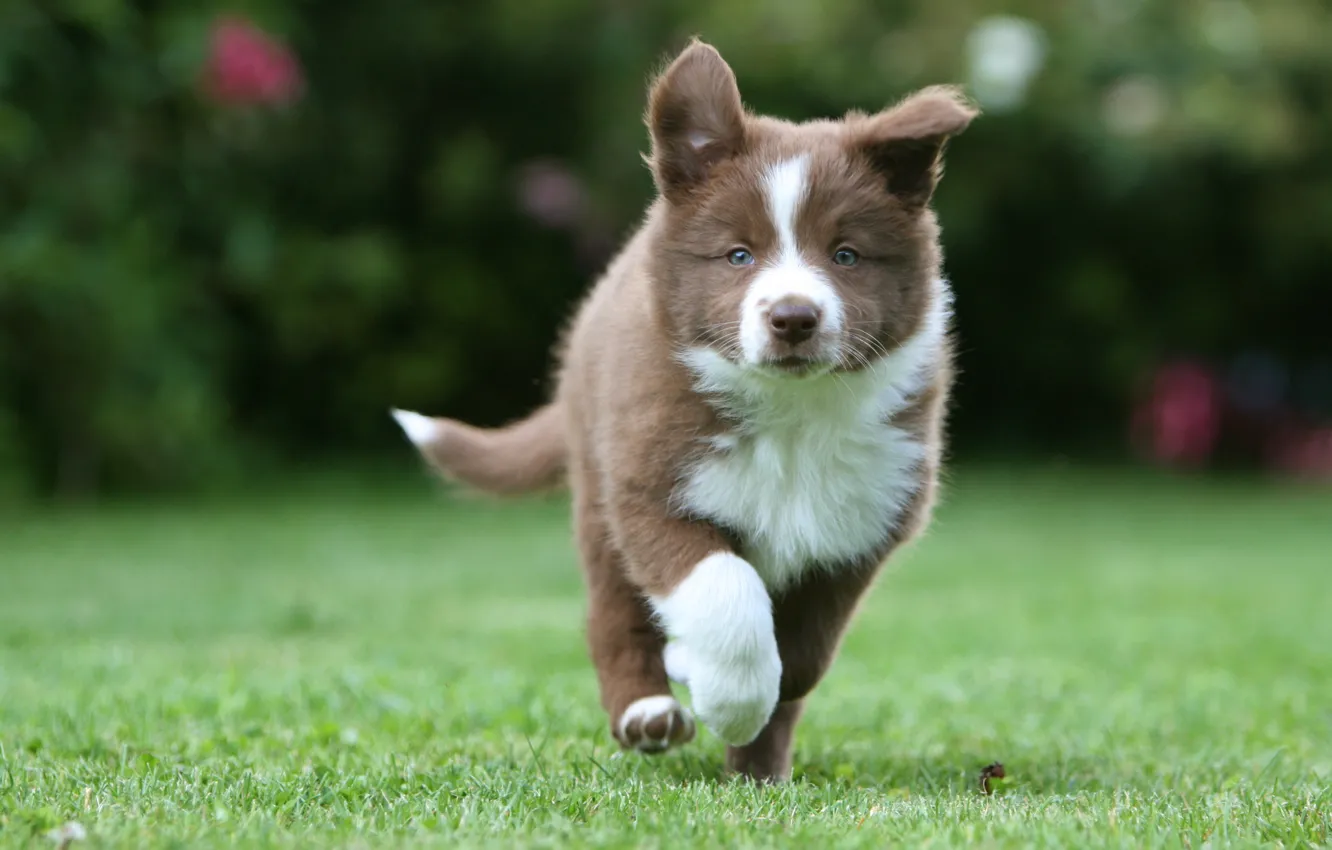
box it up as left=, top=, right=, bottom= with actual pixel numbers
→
left=390, top=401, right=566, bottom=496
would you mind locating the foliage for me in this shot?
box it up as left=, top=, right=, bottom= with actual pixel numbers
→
left=2, top=1, right=1331, bottom=495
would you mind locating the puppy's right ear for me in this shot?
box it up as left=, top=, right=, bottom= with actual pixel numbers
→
left=646, top=39, right=746, bottom=202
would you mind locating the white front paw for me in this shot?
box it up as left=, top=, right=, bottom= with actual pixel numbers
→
left=651, top=552, right=783, bottom=747
left=684, top=635, right=781, bottom=746
left=664, top=641, right=691, bottom=686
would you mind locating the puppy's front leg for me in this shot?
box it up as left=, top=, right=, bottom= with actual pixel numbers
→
left=608, top=498, right=781, bottom=748
left=650, top=551, right=782, bottom=747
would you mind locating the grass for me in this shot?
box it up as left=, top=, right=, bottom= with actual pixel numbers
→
left=1, top=466, right=1330, bottom=848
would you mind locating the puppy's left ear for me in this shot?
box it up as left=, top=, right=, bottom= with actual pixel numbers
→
left=849, top=85, right=978, bottom=209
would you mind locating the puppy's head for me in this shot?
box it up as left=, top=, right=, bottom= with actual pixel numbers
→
left=645, top=40, right=976, bottom=377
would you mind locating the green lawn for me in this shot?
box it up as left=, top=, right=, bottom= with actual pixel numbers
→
left=1, top=468, right=1330, bottom=848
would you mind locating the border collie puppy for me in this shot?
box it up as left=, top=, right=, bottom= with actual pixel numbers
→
left=393, top=39, right=976, bottom=782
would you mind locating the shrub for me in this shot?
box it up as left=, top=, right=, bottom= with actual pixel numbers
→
left=2, top=0, right=1329, bottom=496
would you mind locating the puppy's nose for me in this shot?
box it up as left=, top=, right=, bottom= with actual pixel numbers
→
left=768, top=299, right=821, bottom=344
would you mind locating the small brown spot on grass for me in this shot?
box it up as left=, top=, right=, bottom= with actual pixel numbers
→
left=979, top=762, right=1006, bottom=795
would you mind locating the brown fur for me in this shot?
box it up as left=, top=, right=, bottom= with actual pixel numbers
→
left=412, top=402, right=565, bottom=495
left=398, top=39, right=975, bottom=780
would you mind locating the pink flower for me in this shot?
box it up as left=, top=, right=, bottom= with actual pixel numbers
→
left=1132, top=361, right=1222, bottom=467
left=1268, top=426, right=1332, bottom=480
left=203, top=16, right=303, bottom=107
left=516, top=161, right=587, bottom=229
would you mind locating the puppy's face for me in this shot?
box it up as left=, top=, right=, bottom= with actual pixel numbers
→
left=646, top=42, right=975, bottom=377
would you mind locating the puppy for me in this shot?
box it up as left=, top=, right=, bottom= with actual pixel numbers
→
left=392, top=39, right=975, bottom=782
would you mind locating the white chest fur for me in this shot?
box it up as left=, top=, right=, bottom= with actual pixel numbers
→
left=676, top=280, right=951, bottom=591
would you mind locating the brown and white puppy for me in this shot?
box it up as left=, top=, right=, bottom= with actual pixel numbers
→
left=392, top=40, right=975, bottom=782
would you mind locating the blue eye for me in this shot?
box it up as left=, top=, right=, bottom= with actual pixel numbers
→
left=727, top=248, right=755, bottom=266
left=833, top=248, right=859, bottom=267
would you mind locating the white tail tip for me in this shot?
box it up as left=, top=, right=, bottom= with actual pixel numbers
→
left=390, top=408, right=441, bottom=446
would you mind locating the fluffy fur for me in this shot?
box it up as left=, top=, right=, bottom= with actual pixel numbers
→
left=393, top=39, right=976, bottom=782
left=649, top=551, right=783, bottom=745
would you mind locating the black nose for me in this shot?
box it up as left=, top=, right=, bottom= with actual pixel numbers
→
left=769, top=300, right=821, bottom=344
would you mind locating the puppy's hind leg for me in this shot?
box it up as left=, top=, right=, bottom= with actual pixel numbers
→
left=725, top=700, right=805, bottom=783
left=724, top=560, right=882, bottom=782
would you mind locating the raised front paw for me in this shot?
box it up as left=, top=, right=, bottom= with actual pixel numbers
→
left=666, top=638, right=781, bottom=746
left=650, top=552, right=782, bottom=746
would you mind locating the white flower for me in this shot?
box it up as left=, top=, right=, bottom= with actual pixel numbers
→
left=1102, top=76, right=1167, bottom=137
left=47, top=822, right=87, bottom=850
left=966, top=16, right=1047, bottom=113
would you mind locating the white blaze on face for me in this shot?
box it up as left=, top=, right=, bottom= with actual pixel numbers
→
left=738, top=155, right=845, bottom=365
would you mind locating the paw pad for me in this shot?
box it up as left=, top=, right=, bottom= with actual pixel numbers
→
left=616, top=695, right=696, bottom=753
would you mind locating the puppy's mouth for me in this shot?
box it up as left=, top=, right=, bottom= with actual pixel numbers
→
left=757, top=354, right=832, bottom=377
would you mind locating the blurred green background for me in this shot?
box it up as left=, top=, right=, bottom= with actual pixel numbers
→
left=2, top=0, right=1331, bottom=499
left=3, top=7, right=1331, bottom=843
